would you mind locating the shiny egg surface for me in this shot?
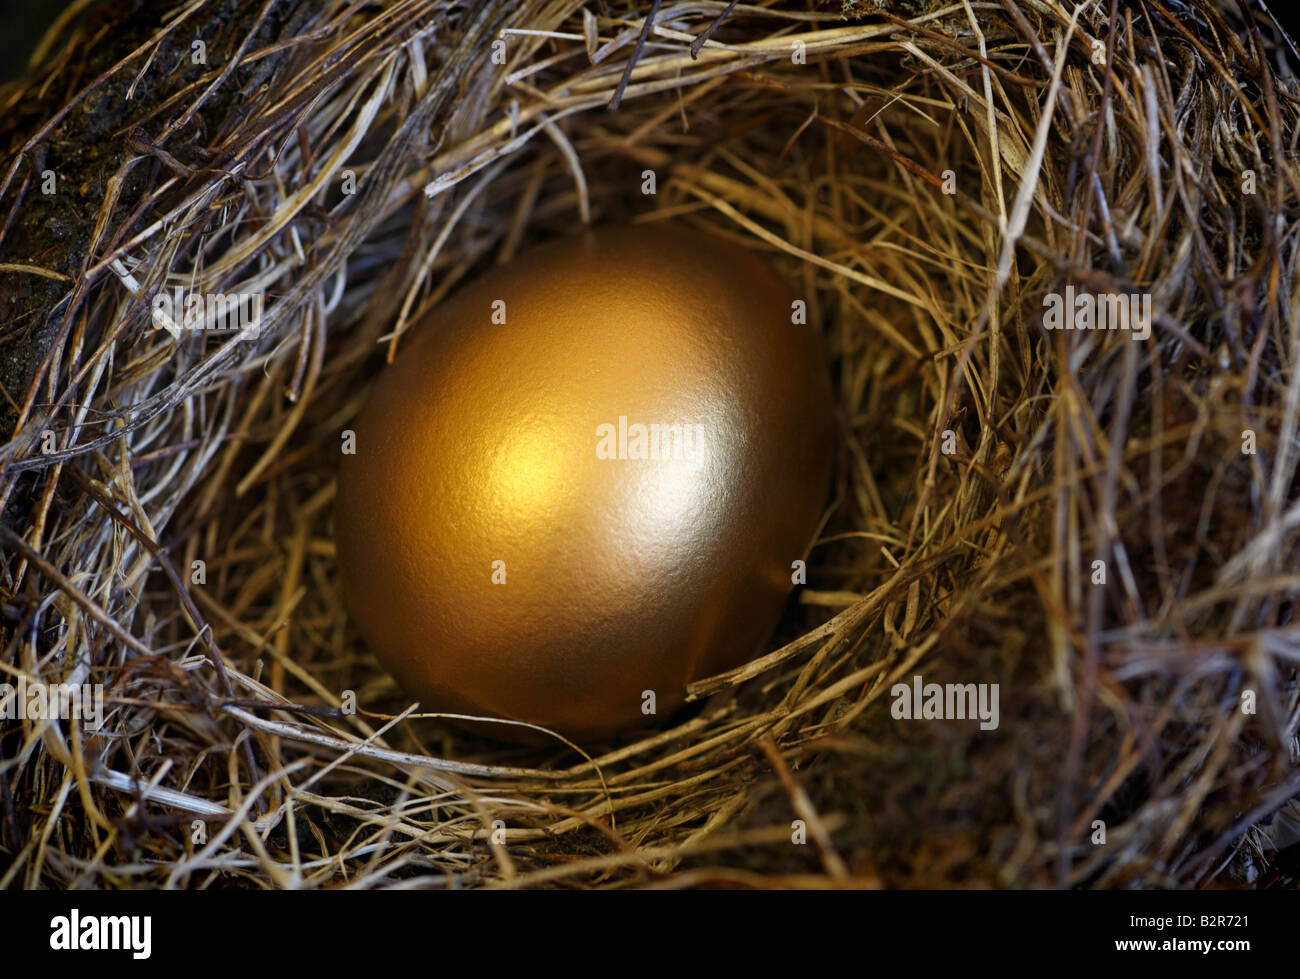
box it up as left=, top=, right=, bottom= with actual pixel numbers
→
left=335, top=224, right=835, bottom=740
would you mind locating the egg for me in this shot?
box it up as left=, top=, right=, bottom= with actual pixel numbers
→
left=335, top=223, right=835, bottom=740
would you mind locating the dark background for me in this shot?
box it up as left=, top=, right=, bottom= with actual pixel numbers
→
left=1, top=0, right=77, bottom=82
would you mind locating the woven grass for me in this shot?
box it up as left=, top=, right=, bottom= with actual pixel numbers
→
left=1, top=0, right=1299, bottom=888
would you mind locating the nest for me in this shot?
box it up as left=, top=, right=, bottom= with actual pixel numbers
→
left=2, top=0, right=1299, bottom=889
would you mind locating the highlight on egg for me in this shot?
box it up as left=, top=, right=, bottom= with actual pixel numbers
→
left=334, top=223, right=836, bottom=740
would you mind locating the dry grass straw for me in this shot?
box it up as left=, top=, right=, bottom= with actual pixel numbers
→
left=1, top=0, right=1299, bottom=888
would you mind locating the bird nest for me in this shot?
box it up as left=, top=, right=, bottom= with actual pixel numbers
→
left=1, top=0, right=1298, bottom=889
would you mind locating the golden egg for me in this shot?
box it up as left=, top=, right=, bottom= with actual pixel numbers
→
left=335, top=223, right=835, bottom=740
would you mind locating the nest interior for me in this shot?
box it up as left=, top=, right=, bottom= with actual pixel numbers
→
left=2, top=0, right=1299, bottom=889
